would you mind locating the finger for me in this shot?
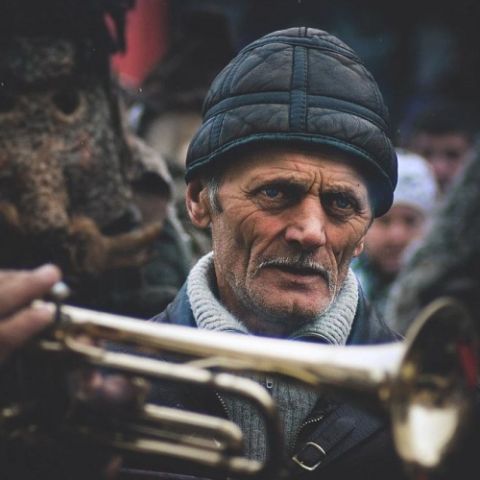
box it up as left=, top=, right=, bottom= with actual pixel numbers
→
left=0, top=264, right=61, bottom=317
left=0, top=303, right=54, bottom=363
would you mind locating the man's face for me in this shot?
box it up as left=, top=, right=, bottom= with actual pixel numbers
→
left=191, top=149, right=372, bottom=335
left=410, top=133, right=472, bottom=193
left=364, top=204, right=426, bottom=276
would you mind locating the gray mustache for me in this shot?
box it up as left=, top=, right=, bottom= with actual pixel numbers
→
left=256, top=256, right=331, bottom=282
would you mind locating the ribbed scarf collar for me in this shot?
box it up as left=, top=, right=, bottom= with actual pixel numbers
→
left=187, top=252, right=358, bottom=345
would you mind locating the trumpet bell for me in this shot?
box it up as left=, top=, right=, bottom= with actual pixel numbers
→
left=392, top=298, right=478, bottom=471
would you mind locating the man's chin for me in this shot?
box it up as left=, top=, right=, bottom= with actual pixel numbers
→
left=251, top=295, right=332, bottom=326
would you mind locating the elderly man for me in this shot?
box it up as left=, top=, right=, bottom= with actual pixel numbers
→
left=1, top=28, right=406, bottom=479
left=150, top=27, right=404, bottom=479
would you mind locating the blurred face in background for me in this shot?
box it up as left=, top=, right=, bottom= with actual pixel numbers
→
left=364, top=204, right=426, bottom=277
left=410, top=132, right=473, bottom=193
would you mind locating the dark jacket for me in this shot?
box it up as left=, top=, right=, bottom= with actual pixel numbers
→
left=147, top=283, right=408, bottom=480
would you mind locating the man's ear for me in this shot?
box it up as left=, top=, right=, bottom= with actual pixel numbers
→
left=186, top=179, right=212, bottom=229
left=353, top=238, right=365, bottom=258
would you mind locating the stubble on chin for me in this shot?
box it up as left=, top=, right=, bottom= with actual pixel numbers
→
left=229, top=270, right=336, bottom=336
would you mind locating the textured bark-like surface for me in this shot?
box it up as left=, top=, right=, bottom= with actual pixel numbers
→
left=0, top=36, right=163, bottom=276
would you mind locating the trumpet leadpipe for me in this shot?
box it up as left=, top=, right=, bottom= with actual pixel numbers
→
left=45, top=302, right=403, bottom=395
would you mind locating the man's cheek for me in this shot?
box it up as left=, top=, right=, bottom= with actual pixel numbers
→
left=231, top=213, right=260, bottom=248
left=334, top=242, right=356, bottom=269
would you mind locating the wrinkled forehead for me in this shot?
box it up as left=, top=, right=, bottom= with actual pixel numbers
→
left=220, top=145, right=371, bottom=186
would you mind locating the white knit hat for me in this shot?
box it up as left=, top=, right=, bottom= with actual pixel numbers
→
left=393, top=149, right=438, bottom=215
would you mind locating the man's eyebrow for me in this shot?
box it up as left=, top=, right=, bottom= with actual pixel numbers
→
left=245, top=174, right=291, bottom=186
left=325, top=183, right=362, bottom=192
left=261, top=177, right=307, bottom=187
left=246, top=178, right=304, bottom=194
left=324, top=183, right=369, bottom=202
left=251, top=172, right=310, bottom=184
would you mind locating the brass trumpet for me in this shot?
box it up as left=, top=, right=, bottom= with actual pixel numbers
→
left=0, top=292, right=477, bottom=479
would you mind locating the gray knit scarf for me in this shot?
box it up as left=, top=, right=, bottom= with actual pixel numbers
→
left=187, top=252, right=359, bottom=460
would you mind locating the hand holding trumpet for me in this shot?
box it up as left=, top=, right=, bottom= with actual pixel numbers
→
left=0, top=264, right=60, bottom=364
left=0, top=266, right=127, bottom=480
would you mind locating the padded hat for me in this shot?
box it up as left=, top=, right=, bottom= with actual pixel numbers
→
left=186, top=27, right=397, bottom=216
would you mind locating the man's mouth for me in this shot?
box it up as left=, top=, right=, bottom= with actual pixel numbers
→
left=272, top=263, right=325, bottom=277
left=256, top=257, right=331, bottom=285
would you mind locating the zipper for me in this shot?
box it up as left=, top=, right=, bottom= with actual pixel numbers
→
left=213, top=331, right=250, bottom=417
left=216, top=391, right=229, bottom=418
left=290, top=414, right=325, bottom=455
left=215, top=392, right=235, bottom=480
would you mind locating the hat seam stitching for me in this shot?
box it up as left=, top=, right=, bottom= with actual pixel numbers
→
left=223, top=53, right=241, bottom=98
left=289, top=45, right=308, bottom=131
left=205, top=100, right=386, bottom=132
left=238, top=36, right=360, bottom=63
left=211, top=111, right=224, bottom=152
left=204, top=93, right=387, bottom=131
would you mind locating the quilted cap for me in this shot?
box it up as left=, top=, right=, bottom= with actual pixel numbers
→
left=186, top=27, right=397, bottom=216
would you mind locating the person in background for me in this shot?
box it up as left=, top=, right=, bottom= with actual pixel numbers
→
left=127, top=137, right=192, bottom=316
left=353, top=150, right=438, bottom=318
left=402, top=102, right=476, bottom=195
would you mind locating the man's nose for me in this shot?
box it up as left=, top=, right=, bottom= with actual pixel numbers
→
left=283, top=197, right=327, bottom=249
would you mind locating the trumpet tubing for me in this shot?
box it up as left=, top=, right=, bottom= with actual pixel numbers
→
left=2, top=296, right=477, bottom=479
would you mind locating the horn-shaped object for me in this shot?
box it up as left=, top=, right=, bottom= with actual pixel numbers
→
left=0, top=291, right=477, bottom=479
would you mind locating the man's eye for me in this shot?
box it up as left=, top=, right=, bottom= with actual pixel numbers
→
left=262, top=186, right=281, bottom=198
left=334, top=194, right=353, bottom=209
left=253, top=184, right=299, bottom=208
left=323, top=192, right=357, bottom=212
